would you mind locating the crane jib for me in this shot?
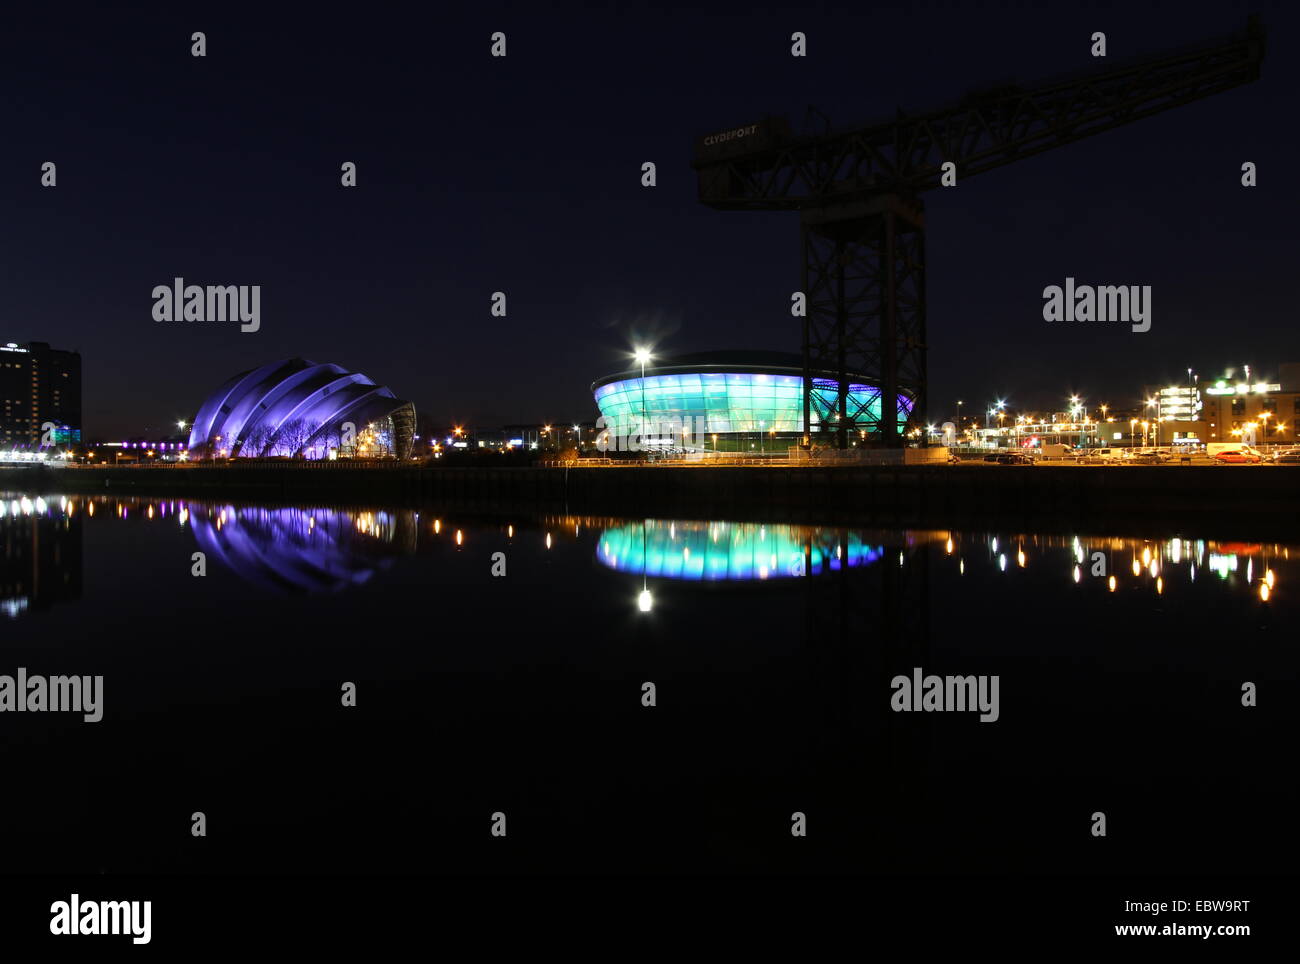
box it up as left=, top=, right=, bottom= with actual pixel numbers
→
left=693, top=17, right=1267, bottom=450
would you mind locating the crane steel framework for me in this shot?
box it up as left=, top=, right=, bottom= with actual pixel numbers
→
left=693, top=18, right=1266, bottom=448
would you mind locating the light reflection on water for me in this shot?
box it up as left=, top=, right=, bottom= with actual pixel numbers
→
left=595, top=519, right=885, bottom=580
left=0, top=492, right=1296, bottom=877
left=0, top=492, right=1291, bottom=615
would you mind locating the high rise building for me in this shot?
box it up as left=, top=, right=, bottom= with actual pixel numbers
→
left=0, top=341, right=82, bottom=449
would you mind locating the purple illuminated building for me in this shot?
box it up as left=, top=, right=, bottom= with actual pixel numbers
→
left=187, top=358, right=416, bottom=460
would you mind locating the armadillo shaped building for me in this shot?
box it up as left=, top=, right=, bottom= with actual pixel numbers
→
left=188, top=358, right=416, bottom=460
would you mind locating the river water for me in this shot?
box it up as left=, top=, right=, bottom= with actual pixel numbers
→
left=2, top=493, right=1295, bottom=875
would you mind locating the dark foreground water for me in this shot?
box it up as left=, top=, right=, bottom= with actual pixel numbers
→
left=1, top=493, right=1296, bottom=876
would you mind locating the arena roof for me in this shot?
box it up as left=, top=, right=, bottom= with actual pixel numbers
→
left=591, top=349, right=874, bottom=392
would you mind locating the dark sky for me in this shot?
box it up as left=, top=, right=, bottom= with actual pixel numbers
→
left=2, top=0, right=1295, bottom=436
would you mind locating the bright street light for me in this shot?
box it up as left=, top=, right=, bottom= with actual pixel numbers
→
left=633, top=347, right=653, bottom=455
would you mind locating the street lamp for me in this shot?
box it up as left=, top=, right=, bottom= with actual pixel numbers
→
left=1145, top=396, right=1160, bottom=448
left=634, top=347, right=652, bottom=454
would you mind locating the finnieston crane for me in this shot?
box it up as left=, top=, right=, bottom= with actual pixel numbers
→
left=693, top=18, right=1266, bottom=449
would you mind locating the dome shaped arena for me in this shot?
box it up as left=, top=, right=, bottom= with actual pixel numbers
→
left=591, top=350, right=914, bottom=449
left=187, top=358, right=416, bottom=460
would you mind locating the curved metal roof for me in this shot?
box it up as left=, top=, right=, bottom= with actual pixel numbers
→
left=188, top=358, right=415, bottom=458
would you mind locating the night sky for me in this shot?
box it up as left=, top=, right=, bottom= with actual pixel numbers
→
left=3, top=1, right=1295, bottom=437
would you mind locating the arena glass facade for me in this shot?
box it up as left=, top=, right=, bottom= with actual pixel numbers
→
left=591, top=350, right=913, bottom=443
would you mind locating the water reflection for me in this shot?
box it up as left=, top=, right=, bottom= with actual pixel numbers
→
left=596, top=519, right=885, bottom=580
left=2, top=493, right=1294, bottom=608
left=188, top=503, right=419, bottom=593
left=0, top=494, right=82, bottom=618
left=942, top=532, right=1285, bottom=602
left=1, top=494, right=426, bottom=603
left=2, top=494, right=1294, bottom=875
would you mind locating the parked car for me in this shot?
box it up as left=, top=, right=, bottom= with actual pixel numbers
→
left=1130, top=450, right=1168, bottom=464
left=1213, top=449, right=1262, bottom=464
left=1274, top=448, right=1300, bottom=464
left=1207, top=443, right=1264, bottom=459
left=1080, top=449, right=1124, bottom=464
left=1089, top=447, right=1132, bottom=463
left=994, top=453, right=1034, bottom=465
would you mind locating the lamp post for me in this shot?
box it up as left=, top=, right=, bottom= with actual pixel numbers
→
left=634, top=347, right=652, bottom=455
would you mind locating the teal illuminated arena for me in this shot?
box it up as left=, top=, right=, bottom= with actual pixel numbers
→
left=591, top=350, right=913, bottom=448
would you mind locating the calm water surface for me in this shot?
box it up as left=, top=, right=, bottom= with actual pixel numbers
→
left=2, top=493, right=1295, bottom=875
